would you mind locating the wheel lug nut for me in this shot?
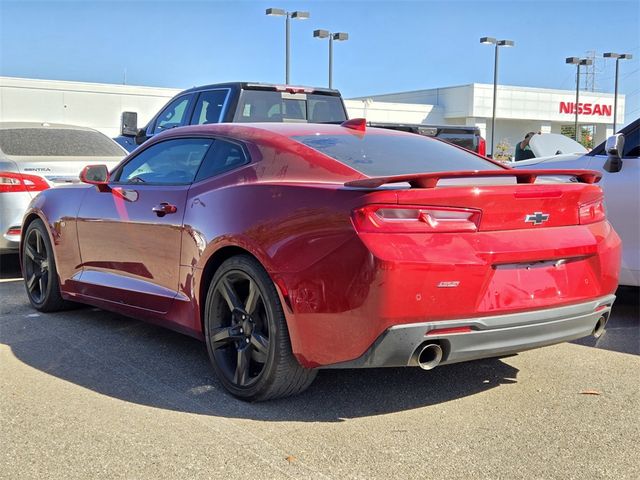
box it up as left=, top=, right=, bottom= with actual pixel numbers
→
left=239, top=328, right=243, bottom=333
left=242, top=315, right=246, bottom=320
left=245, top=338, right=250, bottom=343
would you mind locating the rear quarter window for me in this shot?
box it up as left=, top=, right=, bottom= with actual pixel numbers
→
left=291, top=132, right=502, bottom=176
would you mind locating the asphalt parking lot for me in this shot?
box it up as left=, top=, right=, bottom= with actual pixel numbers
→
left=1, top=253, right=638, bottom=480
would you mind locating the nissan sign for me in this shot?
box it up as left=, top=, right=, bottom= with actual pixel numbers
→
left=559, top=102, right=612, bottom=116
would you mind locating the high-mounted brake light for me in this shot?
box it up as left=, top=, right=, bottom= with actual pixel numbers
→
left=274, top=85, right=314, bottom=94
left=341, top=118, right=367, bottom=132
left=352, top=205, right=481, bottom=233
left=579, top=197, right=606, bottom=224
left=0, top=172, right=50, bottom=193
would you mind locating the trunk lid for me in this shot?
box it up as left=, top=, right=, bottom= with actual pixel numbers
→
left=347, top=169, right=603, bottom=231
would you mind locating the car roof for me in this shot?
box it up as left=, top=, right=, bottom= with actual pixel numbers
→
left=179, top=82, right=341, bottom=96
left=160, top=122, right=409, bottom=139
left=0, top=122, right=99, bottom=132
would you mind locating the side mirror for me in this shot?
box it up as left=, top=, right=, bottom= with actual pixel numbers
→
left=80, top=165, right=110, bottom=191
left=603, top=133, right=625, bottom=173
left=135, top=128, right=148, bottom=145
left=121, top=111, right=138, bottom=136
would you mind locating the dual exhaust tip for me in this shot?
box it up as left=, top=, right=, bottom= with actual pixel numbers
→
left=592, top=314, right=608, bottom=339
left=416, top=343, right=443, bottom=370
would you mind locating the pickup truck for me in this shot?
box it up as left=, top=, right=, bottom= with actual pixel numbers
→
left=115, top=82, right=485, bottom=155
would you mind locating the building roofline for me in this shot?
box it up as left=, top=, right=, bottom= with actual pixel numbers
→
left=350, top=83, right=622, bottom=100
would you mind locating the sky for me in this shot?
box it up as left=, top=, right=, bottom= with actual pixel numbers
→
left=1, top=0, right=639, bottom=124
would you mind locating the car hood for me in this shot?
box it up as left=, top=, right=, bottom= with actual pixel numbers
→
left=529, top=133, right=587, bottom=158
left=513, top=153, right=583, bottom=168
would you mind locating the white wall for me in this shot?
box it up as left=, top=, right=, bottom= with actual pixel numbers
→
left=344, top=99, right=444, bottom=124
left=352, top=85, right=473, bottom=119
left=0, top=77, right=180, bottom=137
left=471, top=83, right=624, bottom=125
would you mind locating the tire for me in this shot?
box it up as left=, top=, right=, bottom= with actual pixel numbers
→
left=204, top=255, right=317, bottom=401
left=22, top=219, right=72, bottom=312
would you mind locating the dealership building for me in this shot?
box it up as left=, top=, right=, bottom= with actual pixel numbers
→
left=0, top=76, right=625, bottom=152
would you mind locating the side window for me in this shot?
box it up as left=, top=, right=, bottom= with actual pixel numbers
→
left=117, top=138, right=213, bottom=185
left=190, top=90, right=229, bottom=125
left=622, top=127, right=639, bottom=157
left=153, top=96, right=191, bottom=134
left=195, top=140, right=249, bottom=182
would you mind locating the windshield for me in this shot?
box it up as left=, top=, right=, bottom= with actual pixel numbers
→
left=234, top=91, right=347, bottom=123
left=292, top=133, right=501, bottom=176
left=0, top=128, right=124, bottom=156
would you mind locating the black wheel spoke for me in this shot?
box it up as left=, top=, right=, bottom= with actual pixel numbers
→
left=210, top=327, right=235, bottom=349
left=35, top=230, right=43, bottom=255
left=218, top=278, right=243, bottom=312
left=244, top=279, right=260, bottom=315
left=25, top=244, right=37, bottom=261
left=26, top=273, right=40, bottom=292
left=250, top=333, right=269, bottom=363
left=234, top=347, right=251, bottom=386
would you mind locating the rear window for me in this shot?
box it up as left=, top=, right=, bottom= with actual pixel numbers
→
left=234, top=90, right=346, bottom=123
left=0, top=128, right=124, bottom=156
left=292, top=133, right=501, bottom=176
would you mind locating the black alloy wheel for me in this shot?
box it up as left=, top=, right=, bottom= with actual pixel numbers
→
left=209, top=269, right=270, bottom=387
left=204, top=255, right=317, bottom=401
left=23, top=226, right=50, bottom=305
left=22, top=219, right=69, bottom=312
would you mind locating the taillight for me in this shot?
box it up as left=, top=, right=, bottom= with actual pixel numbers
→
left=579, top=197, right=606, bottom=224
left=352, top=205, right=482, bottom=233
left=0, top=172, right=50, bottom=193
left=477, top=137, right=487, bottom=157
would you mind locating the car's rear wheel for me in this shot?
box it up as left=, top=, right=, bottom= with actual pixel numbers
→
left=204, top=255, right=317, bottom=401
left=22, top=219, right=70, bottom=312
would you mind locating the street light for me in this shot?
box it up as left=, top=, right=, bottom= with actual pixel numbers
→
left=266, top=8, right=310, bottom=84
left=313, top=29, right=349, bottom=89
left=566, top=57, right=593, bottom=142
left=603, top=52, right=633, bottom=132
left=480, top=37, right=515, bottom=157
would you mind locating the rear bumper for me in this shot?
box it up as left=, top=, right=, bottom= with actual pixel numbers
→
left=323, top=294, right=615, bottom=369
left=0, top=192, right=32, bottom=253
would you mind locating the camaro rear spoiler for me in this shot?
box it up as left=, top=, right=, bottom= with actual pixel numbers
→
left=344, top=169, right=602, bottom=189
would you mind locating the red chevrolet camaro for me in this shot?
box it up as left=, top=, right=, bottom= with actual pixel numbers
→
left=20, top=120, right=620, bottom=400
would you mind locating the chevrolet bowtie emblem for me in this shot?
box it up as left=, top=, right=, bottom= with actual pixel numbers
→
left=525, top=212, right=550, bottom=225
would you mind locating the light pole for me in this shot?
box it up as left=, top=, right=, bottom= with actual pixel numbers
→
left=603, top=52, right=633, bottom=132
left=313, top=30, right=349, bottom=89
left=266, top=8, right=310, bottom=84
left=480, top=37, right=515, bottom=158
left=566, top=57, right=593, bottom=142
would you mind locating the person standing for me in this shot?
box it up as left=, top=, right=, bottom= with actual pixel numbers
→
left=514, top=132, right=536, bottom=161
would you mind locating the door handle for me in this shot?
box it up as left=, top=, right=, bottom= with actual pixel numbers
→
left=152, top=202, right=178, bottom=217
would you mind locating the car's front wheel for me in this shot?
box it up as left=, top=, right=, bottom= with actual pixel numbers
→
left=22, top=219, right=71, bottom=312
left=204, top=255, right=317, bottom=401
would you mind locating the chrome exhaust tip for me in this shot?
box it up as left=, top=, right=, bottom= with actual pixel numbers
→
left=592, top=314, right=608, bottom=338
left=416, top=343, right=443, bottom=370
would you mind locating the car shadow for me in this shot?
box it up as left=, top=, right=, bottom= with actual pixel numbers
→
left=0, top=253, right=21, bottom=280
left=2, top=303, right=519, bottom=422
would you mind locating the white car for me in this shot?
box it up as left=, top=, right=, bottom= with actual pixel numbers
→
left=514, top=119, right=640, bottom=287
left=0, top=123, right=126, bottom=253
